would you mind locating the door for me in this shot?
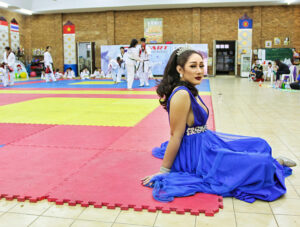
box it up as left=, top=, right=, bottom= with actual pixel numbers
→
left=77, top=42, right=95, bottom=75
left=213, top=40, right=216, bottom=76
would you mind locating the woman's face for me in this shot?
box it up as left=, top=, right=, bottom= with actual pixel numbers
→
left=177, top=53, right=204, bottom=86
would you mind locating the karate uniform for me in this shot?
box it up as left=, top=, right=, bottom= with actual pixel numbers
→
left=3, top=52, right=16, bottom=86
left=55, top=72, right=63, bottom=79
left=80, top=70, right=90, bottom=80
left=65, top=70, right=75, bottom=79
left=137, top=45, right=151, bottom=86
left=118, top=52, right=127, bottom=80
left=44, top=51, right=56, bottom=82
left=0, top=67, right=7, bottom=87
left=126, top=47, right=141, bottom=89
left=108, top=59, right=121, bottom=83
left=92, top=70, right=105, bottom=79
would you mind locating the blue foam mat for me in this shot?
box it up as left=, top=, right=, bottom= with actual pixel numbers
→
left=2, top=78, right=211, bottom=92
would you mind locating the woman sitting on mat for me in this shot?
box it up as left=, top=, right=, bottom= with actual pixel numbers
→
left=142, top=47, right=296, bottom=203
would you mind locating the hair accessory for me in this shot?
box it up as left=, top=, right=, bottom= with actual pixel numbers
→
left=176, top=43, right=193, bottom=56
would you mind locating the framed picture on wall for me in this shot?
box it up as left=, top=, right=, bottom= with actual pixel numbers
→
left=265, top=40, right=272, bottom=48
left=283, top=37, right=290, bottom=45
left=144, top=18, right=163, bottom=43
left=274, top=37, right=281, bottom=45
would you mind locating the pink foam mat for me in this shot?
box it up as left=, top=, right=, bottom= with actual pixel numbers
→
left=0, top=145, right=105, bottom=201
left=12, top=125, right=131, bottom=150
left=0, top=123, right=54, bottom=145
left=47, top=148, right=222, bottom=216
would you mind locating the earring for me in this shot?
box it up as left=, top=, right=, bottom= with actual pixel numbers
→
left=180, top=73, right=183, bottom=78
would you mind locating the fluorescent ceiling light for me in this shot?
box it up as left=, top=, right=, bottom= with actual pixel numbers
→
left=17, top=8, right=33, bottom=15
left=0, top=1, right=9, bottom=8
left=286, top=0, right=295, bottom=4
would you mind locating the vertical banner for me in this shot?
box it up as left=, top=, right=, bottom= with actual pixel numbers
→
left=238, top=14, right=252, bottom=64
left=144, top=18, right=163, bottom=44
left=0, top=17, right=9, bottom=61
left=63, top=21, right=77, bottom=75
left=10, top=18, right=20, bottom=52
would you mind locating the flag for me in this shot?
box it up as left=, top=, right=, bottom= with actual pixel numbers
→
left=10, top=23, right=19, bottom=32
left=239, top=19, right=252, bottom=29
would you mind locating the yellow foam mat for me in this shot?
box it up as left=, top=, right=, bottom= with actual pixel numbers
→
left=0, top=89, right=211, bottom=96
left=0, top=97, right=159, bottom=127
left=70, top=81, right=116, bottom=85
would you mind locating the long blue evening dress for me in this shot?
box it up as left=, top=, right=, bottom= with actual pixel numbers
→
left=149, top=86, right=292, bottom=203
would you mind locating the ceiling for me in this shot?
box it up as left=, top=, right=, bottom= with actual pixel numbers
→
left=1, top=0, right=299, bottom=14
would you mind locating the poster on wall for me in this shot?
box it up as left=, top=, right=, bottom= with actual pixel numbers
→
left=10, top=18, right=19, bottom=52
left=237, top=14, right=253, bottom=64
left=144, top=18, right=163, bottom=44
left=265, top=40, right=272, bottom=48
left=63, top=21, right=77, bottom=75
left=101, top=44, right=208, bottom=75
left=274, top=37, right=281, bottom=45
left=283, top=37, right=290, bottom=46
left=0, top=17, right=9, bottom=58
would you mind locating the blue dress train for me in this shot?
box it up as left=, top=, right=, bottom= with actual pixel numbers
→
left=149, top=86, right=292, bottom=203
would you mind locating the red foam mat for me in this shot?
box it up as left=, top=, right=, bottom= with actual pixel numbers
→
left=0, top=145, right=104, bottom=200
left=48, top=148, right=222, bottom=216
left=12, top=125, right=131, bottom=150
left=0, top=123, right=54, bottom=145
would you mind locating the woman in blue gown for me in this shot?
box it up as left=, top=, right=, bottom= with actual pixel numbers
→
left=142, top=47, right=296, bottom=203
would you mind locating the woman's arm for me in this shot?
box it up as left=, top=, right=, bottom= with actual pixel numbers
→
left=142, top=90, right=190, bottom=185
left=161, top=90, right=191, bottom=169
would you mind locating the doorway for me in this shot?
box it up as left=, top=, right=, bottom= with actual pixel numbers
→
left=77, top=42, right=95, bottom=75
left=213, top=40, right=237, bottom=76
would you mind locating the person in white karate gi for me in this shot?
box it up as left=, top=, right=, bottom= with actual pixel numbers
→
left=108, top=57, right=122, bottom=84
left=3, top=46, right=16, bottom=86
left=118, top=47, right=127, bottom=80
left=137, top=38, right=151, bottom=87
left=55, top=69, right=64, bottom=80
left=64, top=67, right=76, bottom=79
left=0, top=63, right=7, bottom=87
left=44, top=46, right=56, bottom=82
left=126, top=39, right=142, bottom=90
left=91, top=67, right=105, bottom=79
left=80, top=67, right=90, bottom=80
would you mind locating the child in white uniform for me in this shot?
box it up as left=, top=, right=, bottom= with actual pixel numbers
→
left=126, top=39, right=142, bottom=90
left=44, top=46, right=56, bottom=82
left=65, top=68, right=76, bottom=79
left=41, top=70, right=46, bottom=80
left=80, top=67, right=90, bottom=80
left=91, top=67, right=105, bottom=79
left=108, top=57, right=122, bottom=83
left=55, top=69, right=63, bottom=79
left=0, top=63, right=8, bottom=87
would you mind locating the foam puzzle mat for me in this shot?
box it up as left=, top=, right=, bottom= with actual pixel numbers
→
left=0, top=78, right=222, bottom=216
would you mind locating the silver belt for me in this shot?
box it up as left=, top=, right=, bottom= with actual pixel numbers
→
left=186, top=125, right=207, bottom=136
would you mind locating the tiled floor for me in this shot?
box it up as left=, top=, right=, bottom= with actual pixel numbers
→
left=0, top=76, right=299, bottom=227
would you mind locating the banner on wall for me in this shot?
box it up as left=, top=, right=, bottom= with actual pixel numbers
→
left=10, top=18, right=20, bottom=52
left=238, top=14, right=252, bottom=64
left=101, top=44, right=208, bottom=75
left=0, top=17, right=9, bottom=60
left=63, top=21, right=77, bottom=75
left=144, top=18, right=163, bottom=44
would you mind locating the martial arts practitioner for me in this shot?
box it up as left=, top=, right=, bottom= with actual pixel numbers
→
left=3, top=46, right=16, bottom=86
left=0, top=63, right=7, bottom=87
left=137, top=38, right=151, bottom=87
left=118, top=47, right=127, bottom=80
left=126, top=39, right=142, bottom=90
left=108, top=57, right=122, bottom=83
left=44, top=46, right=56, bottom=82
left=64, top=67, right=76, bottom=79
left=91, top=67, right=105, bottom=79
left=80, top=67, right=90, bottom=80
left=55, top=69, right=64, bottom=80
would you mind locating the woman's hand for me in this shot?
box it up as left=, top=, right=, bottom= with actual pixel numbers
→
left=141, top=172, right=163, bottom=186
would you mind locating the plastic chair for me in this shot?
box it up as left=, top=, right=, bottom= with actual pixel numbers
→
left=281, top=65, right=295, bottom=83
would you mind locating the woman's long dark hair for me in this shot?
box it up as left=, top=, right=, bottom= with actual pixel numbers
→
left=156, top=49, right=202, bottom=110
left=129, top=39, right=138, bottom=48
